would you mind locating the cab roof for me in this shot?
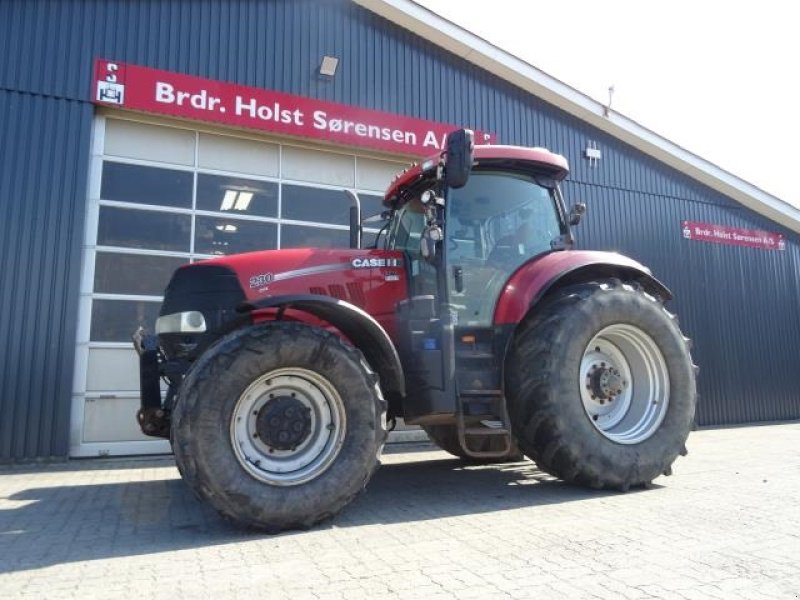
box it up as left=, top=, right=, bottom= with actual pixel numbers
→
left=383, top=144, right=569, bottom=207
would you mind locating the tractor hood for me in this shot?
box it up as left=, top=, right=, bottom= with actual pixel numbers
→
left=157, top=246, right=407, bottom=358
left=194, top=247, right=403, bottom=302
left=161, top=247, right=407, bottom=329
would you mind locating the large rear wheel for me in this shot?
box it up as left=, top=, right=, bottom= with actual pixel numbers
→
left=172, top=322, right=386, bottom=531
left=505, top=280, right=696, bottom=490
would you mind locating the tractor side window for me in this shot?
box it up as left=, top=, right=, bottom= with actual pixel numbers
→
left=447, top=171, right=562, bottom=326
left=388, top=198, right=437, bottom=296
left=449, top=172, right=561, bottom=263
left=389, top=200, right=426, bottom=254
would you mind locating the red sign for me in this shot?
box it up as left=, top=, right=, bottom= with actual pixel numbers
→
left=92, top=58, right=495, bottom=156
left=682, top=220, right=785, bottom=251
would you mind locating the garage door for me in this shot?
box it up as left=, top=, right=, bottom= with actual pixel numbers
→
left=70, top=115, right=406, bottom=457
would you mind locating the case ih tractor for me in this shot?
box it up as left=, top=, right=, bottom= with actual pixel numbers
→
left=133, top=130, right=696, bottom=531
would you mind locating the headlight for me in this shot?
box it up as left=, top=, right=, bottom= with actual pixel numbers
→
left=155, top=311, right=207, bottom=334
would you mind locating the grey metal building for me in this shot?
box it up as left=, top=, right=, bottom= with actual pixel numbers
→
left=1, top=0, right=798, bottom=461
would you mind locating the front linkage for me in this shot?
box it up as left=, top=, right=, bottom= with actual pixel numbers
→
left=132, top=326, right=180, bottom=439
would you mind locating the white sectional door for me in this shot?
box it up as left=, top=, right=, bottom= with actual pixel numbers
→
left=71, top=115, right=406, bottom=457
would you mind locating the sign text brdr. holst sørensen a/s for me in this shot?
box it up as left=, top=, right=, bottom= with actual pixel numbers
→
left=93, top=59, right=495, bottom=156
left=682, top=220, right=785, bottom=251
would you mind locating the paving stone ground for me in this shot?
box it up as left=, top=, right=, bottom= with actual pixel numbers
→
left=1, top=423, right=798, bottom=599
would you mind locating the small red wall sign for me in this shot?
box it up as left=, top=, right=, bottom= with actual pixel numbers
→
left=682, top=220, right=785, bottom=251
left=92, top=58, right=495, bottom=156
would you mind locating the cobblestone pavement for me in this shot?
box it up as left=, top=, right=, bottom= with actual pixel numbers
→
left=1, top=423, right=798, bottom=599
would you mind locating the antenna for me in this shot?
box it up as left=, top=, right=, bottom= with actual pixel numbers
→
left=604, top=85, right=615, bottom=117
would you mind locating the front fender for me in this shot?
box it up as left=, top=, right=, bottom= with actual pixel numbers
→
left=238, top=294, right=405, bottom=401
left=493, top=250, right=671, bottom=326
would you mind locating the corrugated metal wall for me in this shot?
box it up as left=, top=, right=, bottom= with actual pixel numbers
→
left=0, top=91, right=92, bottom=460
left=0, top=0, right=797, bottom=458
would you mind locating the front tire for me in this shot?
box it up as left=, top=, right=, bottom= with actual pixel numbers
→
left=172, top=322, right=386, bottom=531
left=505, top=281, right=696, bottom=490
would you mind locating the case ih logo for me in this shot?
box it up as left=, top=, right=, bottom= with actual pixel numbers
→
left=351, top=257, right=402, bottom=269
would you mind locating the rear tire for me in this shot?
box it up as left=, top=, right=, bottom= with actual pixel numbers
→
left=422, top=424, right=524, bottom=463
left=172, top=322, right=386, bottom=531
left=505, top=280, right=696, bottom=490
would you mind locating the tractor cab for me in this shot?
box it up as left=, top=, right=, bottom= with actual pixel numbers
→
left=377, top=131, right=577, bottom=457
left=384, top=145, right=571, bottom=327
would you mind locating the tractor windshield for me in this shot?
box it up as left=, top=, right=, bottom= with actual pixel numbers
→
left=446, top=171, right=563, bottom=326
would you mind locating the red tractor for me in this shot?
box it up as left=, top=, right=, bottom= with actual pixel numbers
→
left=134, top=130, right=696, bottom=531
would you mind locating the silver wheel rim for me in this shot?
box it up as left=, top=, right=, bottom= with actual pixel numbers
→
left=579, top=324, right=669, bottom=444
left=230, top=368, right=346, bottom=486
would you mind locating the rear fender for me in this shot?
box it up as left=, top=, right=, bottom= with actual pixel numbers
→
left=493, top=250, right=671, bottom=326
left=494, top=252, right=671, bottom=398
left=238, top=294, right=405, bottom=403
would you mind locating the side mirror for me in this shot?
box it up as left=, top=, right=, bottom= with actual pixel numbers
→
left=568, top=202, right=587, bottom=226
left=445, top=129, right=474, bottom=189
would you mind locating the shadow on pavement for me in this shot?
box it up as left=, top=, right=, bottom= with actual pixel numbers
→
left=0, top=454, right=652, bottom=574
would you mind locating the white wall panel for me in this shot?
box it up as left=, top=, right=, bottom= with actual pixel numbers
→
left=82, top=396, right=151, bottom=443
left=356, top=157, right=406, bottom=192
left=86, top=348, right=140, bottom=391
left=198, top=133, right=279, bottom=177
left=282, top=146, right=355, bottom=186
left=104, top=119, right=195, bottom=165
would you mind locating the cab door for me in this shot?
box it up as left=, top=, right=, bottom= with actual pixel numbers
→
left=387, top=196, right=457, bottom=423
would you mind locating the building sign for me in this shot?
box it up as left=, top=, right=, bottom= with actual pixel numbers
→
left=93, top=59, right=495, bottom=156
left=682, top=220, right=785, bottom=251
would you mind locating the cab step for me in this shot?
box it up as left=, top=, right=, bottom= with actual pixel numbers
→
left=463, top=427, right=510, bottom=436
left=455, top=388, right=514, bottom=459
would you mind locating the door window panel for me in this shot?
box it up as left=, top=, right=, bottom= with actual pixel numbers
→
left=282, top=185, right=354, bottom=225
left=280, top=225, right=349, bottom=249
left=90, top=299, right=161, bottom=342
left=94, top=253, right=187, bottom=296
left=194, top=216, right=277, bottom=255
left=359, top=193, right=386, bottom=223
left=196, top=174, right=278, bottom=217
left=97, top=206, right=191, bottom=252
left=100, top=162, right=193, bottom=208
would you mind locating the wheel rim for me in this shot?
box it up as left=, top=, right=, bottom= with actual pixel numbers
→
left=579, top=324, right=669, bottom=444
left=230, top=368, right=346, bottom=486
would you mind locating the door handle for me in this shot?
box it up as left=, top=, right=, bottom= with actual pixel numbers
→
left=453, top=265, right=464, bottom=293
